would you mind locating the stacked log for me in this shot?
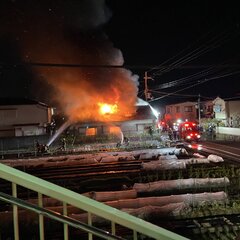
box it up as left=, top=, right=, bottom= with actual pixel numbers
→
left=133, top=177, right=230, bottom=193
left=0, top=192, right=227, bottom=226
left=103, top=192, right=228, bottom=209
left=142, top=155, right=224, bottom=170
left=88, top=190, right=137, bottom=202
left=69, top=202, right=190, bottom=224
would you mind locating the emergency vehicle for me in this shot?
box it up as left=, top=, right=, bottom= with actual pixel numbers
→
left=178, top=121, right=201, bottom=142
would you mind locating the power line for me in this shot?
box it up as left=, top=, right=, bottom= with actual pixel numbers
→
left=148, top=70, right=240, bottom=103
left=151, top=54, right=240, bottom=90
left=152, top=31, right=234, bottom=76
left=146, top=30, right=213, bottom=73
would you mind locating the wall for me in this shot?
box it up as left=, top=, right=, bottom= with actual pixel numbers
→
left=165, top=102, right=197, bottom=122
left=216, top=127, right=240, bottom=136
left=72, top=119, right=155, bottom=137
left=0, top=135, right=50, bottom=151
left=0, top=104, right=50, bottom=126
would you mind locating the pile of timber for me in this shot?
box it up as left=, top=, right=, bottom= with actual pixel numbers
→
left=142, top=154, right=224, bottom=170
left=0, top=191, right=228, bottom=226
left=133, top=177, right=229, bottom=193
left=0, top=147, right=190, bottom=168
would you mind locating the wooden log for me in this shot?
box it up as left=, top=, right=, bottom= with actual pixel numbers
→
left=104, top=192, right=228, bottom=209
left=88, top=190, right=137, bottom=202
left=142, top=160, right=186, bottom=170
left=133, top=177, right=230, bottom=193
left=142, top=156, right=225, bottom=170
left=69, top=202, right=190, bottom=224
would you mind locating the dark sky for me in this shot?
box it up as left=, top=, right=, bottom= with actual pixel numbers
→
left=0, top=0, right=240, bottom=108
left=105, top=1, right=240, bottom=104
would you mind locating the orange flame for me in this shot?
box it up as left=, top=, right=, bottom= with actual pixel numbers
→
left=98, top=102, right=118, bottom=115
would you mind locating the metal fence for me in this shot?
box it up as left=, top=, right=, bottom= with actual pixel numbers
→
left=0, top=163, right=188, bottom=240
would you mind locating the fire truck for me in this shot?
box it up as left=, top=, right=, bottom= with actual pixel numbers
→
left=178, top=121, right=201, bottom=142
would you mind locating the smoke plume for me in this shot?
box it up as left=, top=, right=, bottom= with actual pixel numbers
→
left=0, top=0, right=139, bottom=122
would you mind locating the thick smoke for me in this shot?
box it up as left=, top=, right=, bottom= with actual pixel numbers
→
left=0, top=0, right=139, bottom=122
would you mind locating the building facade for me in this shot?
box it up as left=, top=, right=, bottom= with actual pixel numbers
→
left=164, top=100, right=215, bottom=125
left=165, top=101, right=198, bottom=123
left=70, top=105, right=157, bottom=137
left=213, top=97, right=240, bottom=127
left=0, top=98, right=53, bottom=137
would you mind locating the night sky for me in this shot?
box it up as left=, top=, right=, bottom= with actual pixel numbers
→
left=0, top=0, right=240, bottom=109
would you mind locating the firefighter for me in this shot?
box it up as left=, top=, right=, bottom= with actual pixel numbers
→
left=123, top=136, right=129, bottom=145
left=173, top=124, right=179, bottom=140
left=60, top=137, right=67, bottom=151
left=35, top=140, right=41, bottom=153
left=168, top=127, right=173, bottom=140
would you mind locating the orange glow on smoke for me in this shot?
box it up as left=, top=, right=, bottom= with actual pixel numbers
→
left=98, top=102, right=118, bottom=115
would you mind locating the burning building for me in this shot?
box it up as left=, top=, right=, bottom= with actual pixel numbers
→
left=68, top=98, right=157, bottom=138
left=1, top=0, right=143, bottom=143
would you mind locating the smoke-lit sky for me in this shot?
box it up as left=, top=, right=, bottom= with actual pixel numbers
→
left=0, top=0, right=240, bottom=111
left=0, top=0, right=139, bottom=121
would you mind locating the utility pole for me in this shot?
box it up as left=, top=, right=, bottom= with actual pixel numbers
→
left=198, top=94, right=201, bottom=126
left=144, top=71, right=152, bottom=101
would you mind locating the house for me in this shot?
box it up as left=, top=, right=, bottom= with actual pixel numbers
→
left=164, top=100, right=214, bottom=124
left=213, top=97, right=240, bottom=127
left=70, top=98, right=157, bottom=137
left=0, top=98, right=54, bottom=137
left=165, top=101, right=198, bottom=123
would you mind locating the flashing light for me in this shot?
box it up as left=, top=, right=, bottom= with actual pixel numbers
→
left=185, top=123, right=189, bottom=127
left=177, top=119, right=182, bottom=124
left=198, top=145, right=203, bottom=150
left=186, top=135, right=191, bottom=139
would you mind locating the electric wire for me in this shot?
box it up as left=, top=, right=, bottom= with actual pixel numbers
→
left=146, top=30, right=213, bottom=73
left=152, top=54, right=240, bottom=90
left=148, top=70, right=240, bottom=102
left=152, top=31, right=233, bottom=76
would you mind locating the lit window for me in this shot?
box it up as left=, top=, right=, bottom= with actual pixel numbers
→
left=109, top=126, right=121, bottom=134
left=86, top=128, right=97, bottom=136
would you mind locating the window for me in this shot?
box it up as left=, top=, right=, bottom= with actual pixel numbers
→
left=109, top=126, right=121, bottom=134
left=207, top=105, right=213, bottom=112
left=167, top=107, right=172, bottom=113
left=184, top=106, right=193, bottom=112
left=86, top=127, right=97, bottom=136
left=176, top=106, right=180, bottom=113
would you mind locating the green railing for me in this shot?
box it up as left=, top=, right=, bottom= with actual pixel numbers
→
left=0, top=162, right=189, bottom=240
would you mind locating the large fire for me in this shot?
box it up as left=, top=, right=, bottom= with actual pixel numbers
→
left=98, top=102, right=118, bottom=115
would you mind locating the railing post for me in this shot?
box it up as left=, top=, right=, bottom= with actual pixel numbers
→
left=133, top=230, right=137, bottom=240
left=88, top=212, right=93, bottom=240
left=63, top=202, right=69, bottom=240
left=12, top=183, right=19, bottom=240
left=38, top=193, right=45, bottom=240
left=111, top=221, right=116, bottom=235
